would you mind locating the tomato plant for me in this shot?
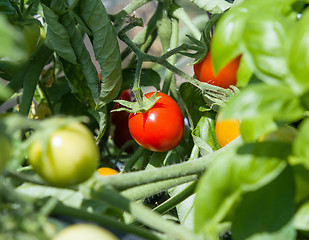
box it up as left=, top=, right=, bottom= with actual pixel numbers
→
left=53, top=224, right=119, bottom=240
left=97, top=167, right=119, bottom=176
left=194, top=51, right=241, bottom=88
left=28, top=121, right=99, bottom=186
left=128, top=92, right=184, bottom=152
left=215, top=112, right=240, bottom=148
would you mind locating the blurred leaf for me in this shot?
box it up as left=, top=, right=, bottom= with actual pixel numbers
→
left=242, top=9, right=292, bottom=86
left=192, top=111, right=219, bottom=156
left=294, top=200, right=309, bottom=232
left=190, top=0, right=232, bottom=14
left=0, top=14, right=27, bottom=61
left=42, top=4, right=77, bottom=64
left=179, top=82, right=205, bottom=129
left=240, top=117, right=277, bottom=142
left=0, top=81, right=12, bottom=101
left=221, top=84, right=305, bottom=123
left=122, top=68, right=161, bottom=91
left=0, top=0, right=15, bottom=15
left=289, top=8, right=309, bottom=94
left=292, top=118, right=309, bottom=171
left=292, top=164, right=309, bottom=205
left=194, top=141, right=291, bottom=239
left=232, top=166, right=295, bottom=240
left=79, top=0, right=122, bottom=108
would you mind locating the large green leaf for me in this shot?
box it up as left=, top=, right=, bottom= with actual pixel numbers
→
left=232, top=166, right=296, bottom=240
left=288, top=8, right=309, bottom=95
left=194, top=141, right=291, bottom=239
left=221, top=84, right=305, bottom=123
left=242, top=9, right=292, bottom=86
left=42, top=5, right=77, bottom=64
left=79, top=0, right=122, bottom=109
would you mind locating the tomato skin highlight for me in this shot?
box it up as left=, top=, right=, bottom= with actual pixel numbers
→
left=128, top=92, right=184, bottom=152
left=194, top=51, right=241, bottom=89
left=28, top=121, right=99, bottom=187
left=97, top=167, right=119, bottom=176
left=111, top=90, right=134, bottom=152
left=215, top=113, right=241, bottom=148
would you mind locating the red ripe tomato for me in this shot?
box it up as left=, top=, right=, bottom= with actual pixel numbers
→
left=215, top=113, right=241, bottom=148
left=111, top=90, right=133, bottom=151
left=128, top=92, right=184, bottom=152
left=194, top=51, right=241, bottom=89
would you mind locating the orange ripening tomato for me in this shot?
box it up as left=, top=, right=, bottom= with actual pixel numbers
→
left=215, top=113, right=241, bottom=148
left=97, top=167, right=119, bottom=176
left=194, top=51, right=241, bottom=89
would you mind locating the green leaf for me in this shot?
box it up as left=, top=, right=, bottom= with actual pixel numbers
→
left=292, top=118, right=309, bottom=171
left=179, top=82, right=205, bottom=129
left=232, top=166, right=296, bottom=240
left=221, top=84, right=305, bottom=123
left=42, top=4, right=77, bottom=64
left=122, top=68, right=161, bottom=91
left=242, top=9, right=292, bottom=86
left=192, top=111, right=219, bottom=156
left=288, top=8, right=309, bottom=95
left=0, top=0, right=15, bottom=16
left=211, top=5, right=248, bottom=73
left=79, top=0, right=122, bottom=108
left=60, top=58, right=95, bottom=108
left=239, top=117, right=277, bottom=142
left=292, top=164, right=309, bottom=205
left=0, top=14, right=27, bottom=61
left=194, top=141, right=291, bottom=239
left=189, top=0, right=232, bottom=14
left=0, top=81, right=12, bottom=101
left=294, top=200, right=309, bottom=232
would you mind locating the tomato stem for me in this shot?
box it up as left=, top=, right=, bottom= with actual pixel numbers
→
left=121, top=174, right=198, bottom=200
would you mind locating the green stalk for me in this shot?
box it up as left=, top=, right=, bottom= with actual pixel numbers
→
left=162, top=18, right=179, bottom=94
left=121, top=175, right=198, bottom=200
left=86, top=184, right=203, bottom=240
left=123, top=0, right=153, bottom=15
left=52, top=203, right=162, bottom=240
left=98, top=137, right=242, bottom=190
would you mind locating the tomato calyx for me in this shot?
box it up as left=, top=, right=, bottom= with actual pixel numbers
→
left=112, top=91, right=161, bottom=114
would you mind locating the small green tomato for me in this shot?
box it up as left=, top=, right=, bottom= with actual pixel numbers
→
left=28, top=121, right=99, bottom=187
left=52, top=224, right=119, bottom=240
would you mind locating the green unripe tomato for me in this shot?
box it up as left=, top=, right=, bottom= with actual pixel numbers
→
left=28, top=121, right=99, bottom=187
left=0, top=134, right=11, bottom=172
left=52, top=224, right=119, bottom=240
left=23, top=22, right=40, bottom=54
